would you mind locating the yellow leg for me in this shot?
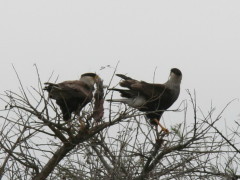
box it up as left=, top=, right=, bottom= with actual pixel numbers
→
left=154, top=119, right=169, bottom=134
left=78, top=117, right=86, bottom=131
left=155, top=125, right=159, bottom=139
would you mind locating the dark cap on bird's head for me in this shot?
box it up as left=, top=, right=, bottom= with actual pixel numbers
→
left=171, top=68, right=182, bottom=76
left=81, top=73, right=99, bottom=81
left=81, top=73, right=98, bottom=78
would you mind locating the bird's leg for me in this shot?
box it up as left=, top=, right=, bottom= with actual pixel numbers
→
left=154, top=119, right=169, bottom=134
left=78, top=117, right=86, bottom=131
left=155, top=125, right=159, bottom=139
left=66, top=117, right=72, bottom=129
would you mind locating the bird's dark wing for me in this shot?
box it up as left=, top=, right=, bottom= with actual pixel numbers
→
left=115, top=73, right=170, bottom=101
left=116, top=76, right=168, bottom=100
left=45, top=81, right=94, bottom=121
left=130, top=82, right=168, bottom=99
left=44, top=80, right=92, bottom=100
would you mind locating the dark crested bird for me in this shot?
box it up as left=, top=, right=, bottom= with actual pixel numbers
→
left=44, top=73, right=99, bottom=121
left=107, top=68, right=182, bottom=133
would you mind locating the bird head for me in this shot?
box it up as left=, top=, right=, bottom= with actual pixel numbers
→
left=80, top=73, right=100, bottom=86
left=169, top=68, right=182, bottom=83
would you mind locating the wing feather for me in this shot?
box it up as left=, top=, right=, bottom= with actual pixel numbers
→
left=45, top=80, right=92, bottom=100
left=131, top=82, right=168, bottom=99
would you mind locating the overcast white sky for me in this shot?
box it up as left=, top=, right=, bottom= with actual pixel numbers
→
left=0, top=1, right=240, bottom=128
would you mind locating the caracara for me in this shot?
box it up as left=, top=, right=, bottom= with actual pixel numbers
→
left=108, top=68, right=182, bottom=133
left=44, top=73, right=99, bottom=121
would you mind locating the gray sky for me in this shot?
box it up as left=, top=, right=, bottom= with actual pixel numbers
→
left=0, top=1, right=240, bottom=128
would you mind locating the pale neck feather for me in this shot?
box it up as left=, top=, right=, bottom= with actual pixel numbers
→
left=164, top=73, right=182, bottom=89
left=80, top=76, right=95, bottom=87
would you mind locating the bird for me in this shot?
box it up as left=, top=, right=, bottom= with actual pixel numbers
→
left=44, top=73, right=100, bottom=121
left=107, top=68, right=182, bottom=133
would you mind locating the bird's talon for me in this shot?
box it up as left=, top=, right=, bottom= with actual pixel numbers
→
left=162, top=128, right=169, bottom=134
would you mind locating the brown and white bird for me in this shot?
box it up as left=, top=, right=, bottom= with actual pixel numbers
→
left=44, top=73, right=99, bottom=121
left=107, top=68, right=182, bottom=133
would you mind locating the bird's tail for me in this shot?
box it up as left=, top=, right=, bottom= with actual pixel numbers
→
left=108, top=88, right=128, bottom=93
left=106, top=98, right=130, bottom=104
left=116, top=74, right=133, bottom=80
left=108, top=88, right=137, bottom=98
left=115, top=74, right=139, bottom=89
left=43, top=82, right=58, bottom=92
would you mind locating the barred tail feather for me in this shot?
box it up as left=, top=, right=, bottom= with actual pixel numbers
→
left=106, top=98, right=130, bottom=104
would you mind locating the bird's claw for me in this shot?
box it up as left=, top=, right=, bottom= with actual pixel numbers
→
left=161, top=127, right=169, bottom=134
